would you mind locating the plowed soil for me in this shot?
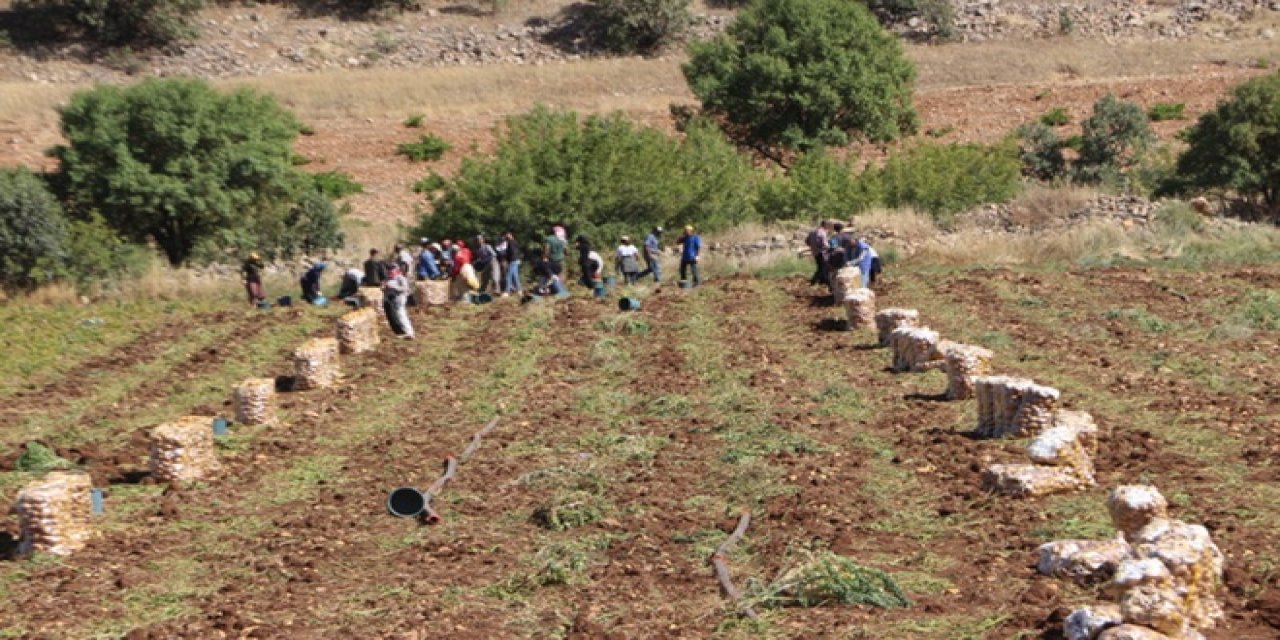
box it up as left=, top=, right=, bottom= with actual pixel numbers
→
left=2, top=264, right=1277, bottom=639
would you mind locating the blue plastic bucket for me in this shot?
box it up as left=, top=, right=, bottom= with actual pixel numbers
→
left=605, top=276, right=617, bottom=287
left=593, top=284, right=607, bottom=298
left=91, top=488, right=105, bottom=515
left=211, top=417, right=230, bottom=436
left=618, top=297, right=641, bottom=311
left=387, top=487, right=426, bottom=518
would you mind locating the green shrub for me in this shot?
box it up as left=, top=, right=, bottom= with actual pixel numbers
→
left=403, top=113, right=425, bottom=128
left=1016, top=122, right=1067, bottom=181
left=1167, top=72, right=1280, bottom=215
left=51, top=78, right=333, bottom=265
left=396, top=134, right=452, bottom=162
left=416, top=106, right=758, bottom=243
left=755, top=148, right=876, bottom=222
left=684, top=0, right=918, bottom=155
left=412, top=172, right=447, bottom=193
left=1040, top=107, right=1071, bottom=126
left=1074, top=94, right=1156, bottom=185
left=311, top=170, right=364, bottom=199
left=15, top=442, right=74, bottom=472
left=587, top=0, right=691, bottom=54
left=1146, top=102, right=1186, bottom=122
left=17, top=0, right=203, bottom=48
left=755, top=550, right=911, bottom=609
left=61, top=213, right=152, bottom=290
left=0, top=167, right=66, bottom=290
left=875, top=141, right=1022, bottom=224
left=862, top=0, right=956, bottom=40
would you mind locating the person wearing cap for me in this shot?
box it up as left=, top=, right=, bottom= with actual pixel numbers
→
left=640, top=226, right=663, bottom=283
left=416, top=239, right=442, bottom=280
left=242, top=251, right=266, bottom=306
left=382, top=264, right=415, bottom=339
left=616, top=236, right=642, bottom=285
left=678, top=225, right=702, bottom=287
left=502, top=231, right=522, bottom=295
left=300, top=261, right=327, bottom=304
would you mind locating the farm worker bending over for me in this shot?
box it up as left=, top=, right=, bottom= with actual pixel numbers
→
left=678, top=225, right=702, bottom=287
left=338, top=268, right=363, bottom=300
left=616, top=236, right=642, bottom=285
left=585, top=248, right=605, bottom=286
left=363, top=249, right=388, bottom=287
left=300, top=262, right=327, bottom=304
left=575, top=235, right=595, bottom=288
left=242, top=252, right=266, bottom=306
left=852, top=237, right=881, bottom=289
left=382, top=265, right=415, bottom=339
left=640, top=226, right=663, bottom=283
left=450, top=240, right=479, bottom=300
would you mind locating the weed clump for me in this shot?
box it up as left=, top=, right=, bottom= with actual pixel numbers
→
left=752, top=550, right=911, bottom=608
left=15, top=442, right=74, bottom=472
left=396, top=134, right=451, bottom=162
left=533, top=490, right=609, bottom=531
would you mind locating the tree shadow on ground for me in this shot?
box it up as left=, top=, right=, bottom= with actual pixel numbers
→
left=530, top=2, right=598, bottom=55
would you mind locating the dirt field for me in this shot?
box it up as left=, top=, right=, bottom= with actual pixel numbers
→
left=1, top=260, right=1277, bottom=639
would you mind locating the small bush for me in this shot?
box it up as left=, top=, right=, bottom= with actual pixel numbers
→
left=0, top=167, right=67, bottom=291
left=1146, top=102, right=1186, bottom=122
left=397, top=134, right=452, bottom=162
left=1153, top=201, right=1204, bottom=235
left=61, top=213, right=152, bottom=290
left=1242, top=290, right=1280, bottom=330
left=311, top=170, right=364, bottom=199
left=403, top=113, right=425, bottom=128
left=588, top=0, right=691, bottom=54
left=1016, top=122, right=1067, bottom=181
left=875, top=140, right=1022, bottom=225
left=412, top=172, right=447, bottom=193
left=15, top=442, right=74, bottom=472
left=1074, top=94, right=1156, bottom=185
left=18, top=0, right=203, bottom=48
left=1040, top=107, right=1071, bottom=126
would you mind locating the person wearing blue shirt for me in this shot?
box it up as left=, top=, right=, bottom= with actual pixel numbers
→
left=416, top=240, right=442, bottom=280
left=678, top=225, right=702, bottom=287
left=851, top=237, right=881, bottom=289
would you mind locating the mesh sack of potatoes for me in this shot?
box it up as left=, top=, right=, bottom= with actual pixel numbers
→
left=414, top=280, right=449, bottom=307
left=1026, top=425, right=1096, bottom=484
left=233, top=377, right=276, bottom=426
left=357, top=286, right=385, bottom=317
left=336, top=307, right=380, bottom=355
left=842, top=288, right=877, bottom=329
left=890, top=327, right=940, bottom=372
left=1052, top=410, right=1100, bottom=455
left=944, top=343, right=994, bottom=400
left=149, top=416, right=222, bottom=484
left=973, top=375, right=1009, bottom=435
left=1012, top=382, right=1061, bottom=436
left=293, top=337, right=340, bottom=390
left=875, top=308, right=919, bottom=347
left=830, top=266, right=861, bottom=303
left=16, top=471, right=95, bottom=557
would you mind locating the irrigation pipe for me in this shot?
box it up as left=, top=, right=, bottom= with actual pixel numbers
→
left=710, top=511, right=758, bottom=620
left=420, top=417, right=501, bottom=525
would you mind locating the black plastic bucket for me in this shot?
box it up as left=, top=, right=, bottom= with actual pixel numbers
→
left=387, top=487, right=426, bottom=517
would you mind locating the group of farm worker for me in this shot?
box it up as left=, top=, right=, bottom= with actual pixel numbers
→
left=240, top=223, right=706, bottom=336
left=805, top=219, right=881, bottom=291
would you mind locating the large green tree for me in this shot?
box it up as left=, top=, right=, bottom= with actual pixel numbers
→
left=682, top=0, right=918, bottom=159
left=17, top=0, right=203, bottom=48
left=0, top=168, right=67, bottom=290
left=1170, top=72, right=1280, bottom=215
left=415, top=106, right=757, bottom=243
left=51, top=78, right=333, bottom=265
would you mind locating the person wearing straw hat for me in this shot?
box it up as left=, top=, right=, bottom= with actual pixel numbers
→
left=678, top=225, right=702, bottom=287
left=242, top=251, right=267, bottom=306
left=615, top=236, right=642, bottom=285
